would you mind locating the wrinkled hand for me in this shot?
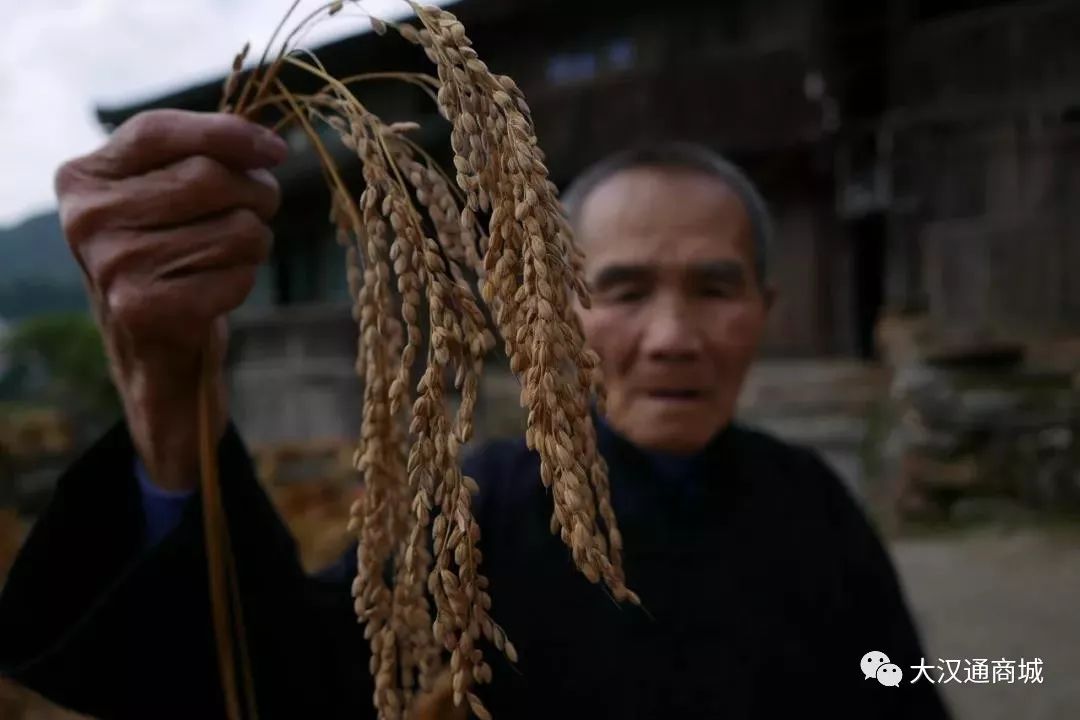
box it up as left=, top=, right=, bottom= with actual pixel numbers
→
left=55, top=110, right=287, bottom=492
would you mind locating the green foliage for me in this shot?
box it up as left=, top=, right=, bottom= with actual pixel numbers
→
left=1, top=313, right=118, bottom=416
left=0, top=280, right=88, bottom=322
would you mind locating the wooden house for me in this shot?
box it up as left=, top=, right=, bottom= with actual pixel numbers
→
left=95, top=0, right=1080, bottom=456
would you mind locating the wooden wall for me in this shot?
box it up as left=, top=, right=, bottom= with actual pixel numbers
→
left=761, top=203, right=832, bottom=356
left=226, top=304, right=361, bottom=446
left=885, top=0, right=1080, bottom=343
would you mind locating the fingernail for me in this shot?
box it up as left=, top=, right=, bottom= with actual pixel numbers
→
left=248, top=167, right=278, bottom=188
left=255, top=130, right=289, bottom=165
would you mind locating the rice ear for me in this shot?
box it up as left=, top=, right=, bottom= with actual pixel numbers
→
left=203, top=3, right=633, bottom=719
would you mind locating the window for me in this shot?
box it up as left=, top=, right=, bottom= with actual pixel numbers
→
left=607, top=39, right=636, bottom=71
left=546, top=38, right=637, bottom=86
left=546, top=52, right=599, bottom=85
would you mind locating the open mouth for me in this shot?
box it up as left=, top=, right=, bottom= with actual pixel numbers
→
left=647, top=389, right=704, bottom=401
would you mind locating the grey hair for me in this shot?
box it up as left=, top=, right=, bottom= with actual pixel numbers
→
left=561, top=142, right=773, bottom=284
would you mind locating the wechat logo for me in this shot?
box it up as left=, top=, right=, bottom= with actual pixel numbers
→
left=862, top=651, right=903, bottom=687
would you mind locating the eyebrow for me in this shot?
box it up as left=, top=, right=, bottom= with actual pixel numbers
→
left=589, top=264, right=654, bottom=290
left=687, top=260, right=747, bottom=284
left=589, top=260, right=747, bottom=289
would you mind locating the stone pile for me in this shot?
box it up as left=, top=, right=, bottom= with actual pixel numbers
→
left=876, top=313, right=1080, bottom=520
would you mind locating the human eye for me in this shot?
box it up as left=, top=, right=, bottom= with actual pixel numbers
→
left=609, top=286, right=649, bottom=303
left=690, top=263, right=747, bottom=300
left=699, top=281, right=741, bottom=299
left=588, top=266, right=653, bottom=305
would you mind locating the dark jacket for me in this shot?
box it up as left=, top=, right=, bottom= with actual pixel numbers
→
left=0, top=418, right=951, bottom=719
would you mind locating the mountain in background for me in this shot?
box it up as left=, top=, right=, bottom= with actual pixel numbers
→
left=0, top=212, right=88, bottom=321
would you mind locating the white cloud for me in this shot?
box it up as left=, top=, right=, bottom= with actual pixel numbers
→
left=0, top=0, right=448, bottom=228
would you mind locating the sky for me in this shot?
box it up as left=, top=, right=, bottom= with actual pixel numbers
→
left=0, top=0, right=451, bottom=228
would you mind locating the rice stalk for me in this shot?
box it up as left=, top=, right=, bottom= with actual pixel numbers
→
left=197, top=3, right=638, bottom=718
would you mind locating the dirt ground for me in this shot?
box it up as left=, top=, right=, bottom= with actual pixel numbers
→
left=890, top=525, right=1080, bottom=720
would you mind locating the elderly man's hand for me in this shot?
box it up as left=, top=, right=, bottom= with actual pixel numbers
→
left=55, top=110, right=287, bottom=492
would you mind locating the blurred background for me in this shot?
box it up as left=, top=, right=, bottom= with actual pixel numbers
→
left=2, top=1, right=1080, bottom=718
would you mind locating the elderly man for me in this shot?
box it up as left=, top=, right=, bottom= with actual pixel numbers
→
left=0, top=111, right=950, bottom=720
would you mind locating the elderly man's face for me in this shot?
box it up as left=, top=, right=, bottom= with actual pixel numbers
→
left=576, top=166, right=772, bottom=453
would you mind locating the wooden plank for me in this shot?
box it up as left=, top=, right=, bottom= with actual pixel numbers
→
left=923, top=220, right=992, bottom=338
left=762, top=204, right=825, bottom=355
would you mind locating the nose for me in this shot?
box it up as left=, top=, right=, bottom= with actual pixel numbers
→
left=640, top=293, right=704, bottom=361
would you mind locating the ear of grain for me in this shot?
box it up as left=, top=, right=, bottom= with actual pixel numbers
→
left=210, top=2, right=634, bottom=718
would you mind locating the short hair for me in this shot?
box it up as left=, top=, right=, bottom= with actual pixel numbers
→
left=561, top=142, right=773, bottom=284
